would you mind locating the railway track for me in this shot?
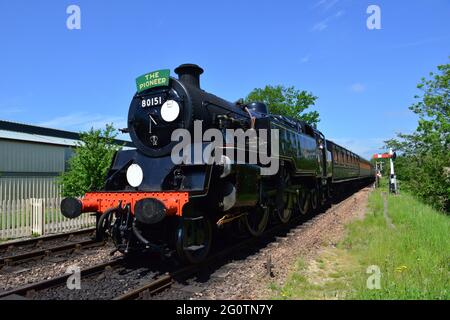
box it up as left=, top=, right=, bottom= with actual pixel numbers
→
left=0, top=238, right=104, bottom=268
left=0, top=187, right=362, bottom=300
left=0, top=228, right=110, bottom=269
left=0, top=258, right=125, bottom=299
left=0, top=228, right=96, bottom=255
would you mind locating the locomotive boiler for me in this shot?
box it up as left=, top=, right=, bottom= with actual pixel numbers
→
left=60, top=64, right=375, bottom=264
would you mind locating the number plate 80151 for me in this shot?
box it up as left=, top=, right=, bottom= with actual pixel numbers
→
left=141, top=95, right=164, bottom=108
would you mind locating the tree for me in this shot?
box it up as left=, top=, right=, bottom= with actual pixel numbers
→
left=411, top=63, right=450, bottom=152
left=245, top=85, right=319, bottom=125
left=59, top=124, right=122, bottom=197
left=384, top=61, right=450, bottom=212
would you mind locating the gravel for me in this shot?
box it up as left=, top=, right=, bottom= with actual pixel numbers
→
left=34, top=253, right=177, bottom=300
left=0, top=243, right=118, bottom=292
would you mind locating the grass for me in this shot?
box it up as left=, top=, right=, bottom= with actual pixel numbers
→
left=1, top=207, right=93, bottom=241
left=0, top=209, right=66, bottom=229
left=272, top=182, right=450, bottom=300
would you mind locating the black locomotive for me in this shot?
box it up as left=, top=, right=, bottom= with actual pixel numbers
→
left=61, top=64, right=375, bottom=263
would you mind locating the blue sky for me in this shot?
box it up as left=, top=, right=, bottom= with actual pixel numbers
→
left=0, top=0, right=449, bottom=159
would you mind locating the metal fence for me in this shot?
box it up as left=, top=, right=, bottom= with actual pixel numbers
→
left=0, top=176, right=62, bottom=201
left=0, top=177, right=97, bottom=240
left=0, top=197, right=96, bottom=240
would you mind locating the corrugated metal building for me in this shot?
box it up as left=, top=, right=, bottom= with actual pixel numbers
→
left=0, top=120, right=133, bottom=201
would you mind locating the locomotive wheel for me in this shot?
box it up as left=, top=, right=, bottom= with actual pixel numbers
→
left=243, top=206, right=269, bottom=237
left=276, top=168, right=293, bottom=224
left=320, top=186, right=327, bottom=206
left=96, top=208, right=116, bottom=241
left=297, top=189, right=309, bottom=215
left=327, top=184, right=333, bottom=199
left=310, top=188, right=318, bottom=211
left=175, top=215, right=212, bottom=264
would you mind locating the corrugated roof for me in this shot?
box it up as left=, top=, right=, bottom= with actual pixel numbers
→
left=0, top=129, right=79, bottom=146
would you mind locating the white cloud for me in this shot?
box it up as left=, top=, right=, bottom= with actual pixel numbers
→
left=324, top=0, right=339, bottom=10
left=393, top=35, right=450, bottom=49
left=383, top=109, right=414, bottom=118
left=300, top=55, right=311, bottom=63
left=0, top=106, right=24, bottom=115
left=350, top=83, right=366, bottom=93
left=311, top=19, right=329, bottom=32
left=329, top=137, right=387, bottom=160
left=335, top=10, right=345, bottom=18
left=313, top=0, right=339, bottom=10
left=313, top=0, right=327, bottom=9
left=311, top=8, right=345, bottom=32
left=38, top=112, right=127, bottom=132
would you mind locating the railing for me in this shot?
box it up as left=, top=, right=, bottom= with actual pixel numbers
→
left=0, top=176, right=62, bottom=201
left=0, top=197, right=96, bottom=240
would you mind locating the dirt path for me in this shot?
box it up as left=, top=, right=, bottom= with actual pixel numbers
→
left=382, top=192, right=396, bottom=229
left=174, top=187, right=372, bottom=300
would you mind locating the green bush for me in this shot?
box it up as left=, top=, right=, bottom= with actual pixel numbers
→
left=59, top=124, right=121, bottom=197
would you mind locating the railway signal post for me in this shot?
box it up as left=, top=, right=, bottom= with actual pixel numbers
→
left=373, top=149, right=398, bottom=194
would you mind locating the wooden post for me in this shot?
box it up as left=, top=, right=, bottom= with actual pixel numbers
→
left=32, top=199, right=44, bottom=236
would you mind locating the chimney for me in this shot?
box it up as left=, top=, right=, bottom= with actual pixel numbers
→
left=174, top=64, right=204, bottom=89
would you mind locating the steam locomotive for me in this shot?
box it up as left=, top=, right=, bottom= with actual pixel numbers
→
left=61, top=64, right=375, bottom=264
